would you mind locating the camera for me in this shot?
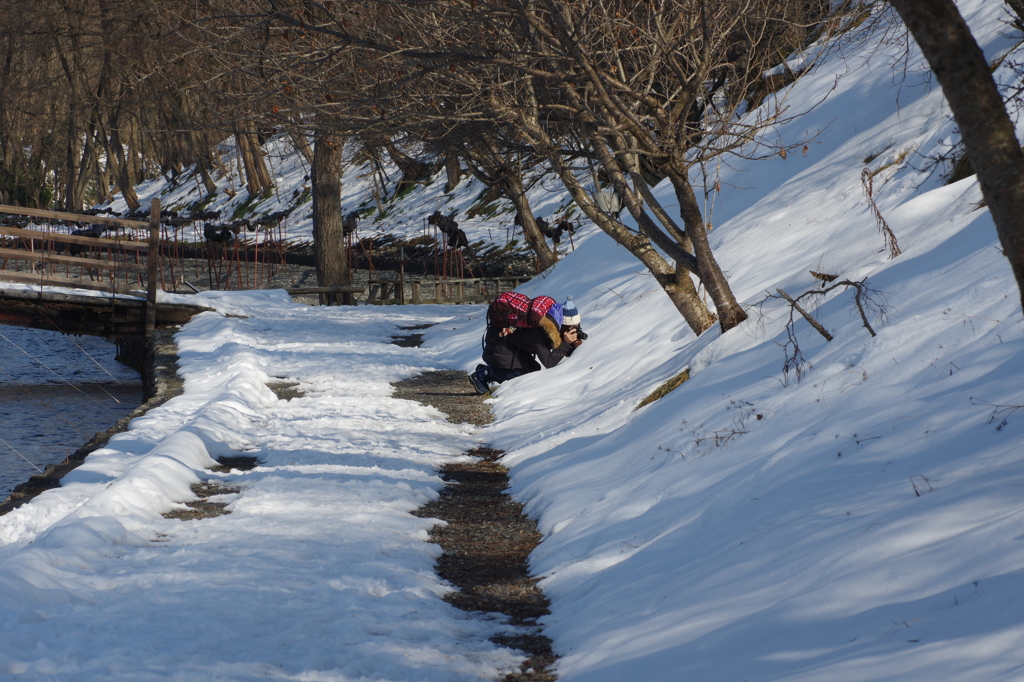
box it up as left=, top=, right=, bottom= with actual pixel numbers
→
left=575, top=327, right=588, bottom=341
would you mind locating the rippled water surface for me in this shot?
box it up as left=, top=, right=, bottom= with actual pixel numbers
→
left=0, top=327, right=142, bottom=495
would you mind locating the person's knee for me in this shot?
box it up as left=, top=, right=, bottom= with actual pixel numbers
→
left=490, top=366, right=525, bottom=383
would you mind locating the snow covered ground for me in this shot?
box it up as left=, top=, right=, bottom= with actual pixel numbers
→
left=0, top=294, right=526, bottom=680
left=3, top=1, right=1024, bottom=680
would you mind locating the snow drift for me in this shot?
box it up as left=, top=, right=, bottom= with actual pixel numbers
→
left=2, top=1, right=1024, bottom=680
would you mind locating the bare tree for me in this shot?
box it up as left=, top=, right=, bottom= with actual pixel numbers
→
left=312, top=129, right=352, bottom=304
left=196, top=0, right=837, bottom=331
left=235, top=127, right=274, bottom=197
left=452, top=128, right=559, bottom=271
left=0, top=0, right=228, bottom=211
left=15, top=0, right=840, bottom=321
left=1006, top=0, right=1024, bottom=32
left=888, top=0, right=1024, bottom=314
left=496, top=0, right=832, bottom=333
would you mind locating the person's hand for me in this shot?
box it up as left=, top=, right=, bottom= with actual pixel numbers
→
left=563, top=328, right=579, bottom=345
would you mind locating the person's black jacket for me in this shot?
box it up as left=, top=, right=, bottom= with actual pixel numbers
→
left=482, top=317, right=575, bottom=372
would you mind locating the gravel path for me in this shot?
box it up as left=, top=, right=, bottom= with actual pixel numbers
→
left=3, top=320, right=559, bottom=680
left=393, top=367, right=557, bottom=681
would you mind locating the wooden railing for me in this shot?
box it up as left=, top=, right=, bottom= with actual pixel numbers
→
left=367, top=277, right=524, bottom=305
left=0, top=199, right=161, bottom=330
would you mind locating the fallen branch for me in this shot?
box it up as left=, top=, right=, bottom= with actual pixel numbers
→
left=970, top=397, right=1024, bottom=431
left=760, top=276, right=889, bottom=384
left=777, top=288, right=834, bottom=341
left=782, top=277, right=885, bottom=339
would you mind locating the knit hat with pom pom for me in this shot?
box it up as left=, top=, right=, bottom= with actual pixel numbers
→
left=561, top=296, right=581, bottom=326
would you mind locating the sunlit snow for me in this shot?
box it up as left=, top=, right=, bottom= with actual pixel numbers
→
left=3, top=1, right=1024, bottom=680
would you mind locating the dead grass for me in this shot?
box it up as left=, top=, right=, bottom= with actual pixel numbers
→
left=635, top=367, right=691, bottom=411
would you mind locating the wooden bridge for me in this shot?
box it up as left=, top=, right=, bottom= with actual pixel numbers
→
left=0, top=286, right=209, bottom=337
left=1, top=200, right=526, bottom=337
left=0, top=200, right=207, bottom=337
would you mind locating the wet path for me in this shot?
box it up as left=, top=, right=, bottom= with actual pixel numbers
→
left=393, top=368, right=557, bottom=681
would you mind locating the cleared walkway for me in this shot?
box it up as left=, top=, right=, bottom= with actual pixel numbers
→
left=0, top=292, right=540, bottom=680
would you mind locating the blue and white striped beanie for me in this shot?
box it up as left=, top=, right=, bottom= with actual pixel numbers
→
left=562, top=296, right=581, bottom=326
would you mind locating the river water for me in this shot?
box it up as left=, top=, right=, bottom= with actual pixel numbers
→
left=0, top=327, right=142, bottom=496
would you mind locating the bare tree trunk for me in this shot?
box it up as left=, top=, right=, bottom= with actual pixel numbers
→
left=562, top=123, right=717, bottom=333
left=96, top=135, right=112, bottom=204
left=1006, top=0, right=1024, bottom=32
left=312, top=129, right=351, bottom=304
left=188, top=132, right=219, bottom=197
left=572, top=115, right=744, bottom=333
left=381, top=136, right=429, bottom=190
left=109, top=123, right=139, bottom=211
left=64, top=111, right=81, bottom=211
left=93, top=122, right=115, bottom=204
left=72, top=121, right=98, bottom=209
left=235, top=129, right=273, bottom=197
left=538, top=139, right=715, bottom=333
left=443, top=152, right=462, bottom=192
left=665, top=167, right=749, bottom=332
left=127, top=119, right=143, bottom=187
left=288, top=129, right=314, bottom=166
left=196, top=156, right=219, bottom=197
left=460, top=138, right=559, bottom=271
left=498, top=170, right=558, bottom=272
left=889, top=0, right=1024, bottom=314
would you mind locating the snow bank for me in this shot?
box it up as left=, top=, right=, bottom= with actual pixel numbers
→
left=427, top=2, right=1024, bottom=679
left=0, top=293, right=523, bottom=680
left=3, top=1, right=1023, bottom=679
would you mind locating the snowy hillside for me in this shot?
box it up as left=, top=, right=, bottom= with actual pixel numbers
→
left=428, top=2, right=1024, bottom=679
left=2, top=1, right=1023, bottom=680
left=105, top=130, right=598, bottom=258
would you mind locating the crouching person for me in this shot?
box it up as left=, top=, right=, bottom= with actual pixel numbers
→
left=469, top=296, right=583, bottom=395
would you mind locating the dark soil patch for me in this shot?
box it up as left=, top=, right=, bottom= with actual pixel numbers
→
left=392, top=370, right=493, bottom=427
left=210, top=455, right=260, bottom=474
left=395, top=369, right=557, bottom=681
left=414, top=447, right=549, bottom=621
left=391, top=333, right=425, bottom=347
left=391, top=323, right=434, bottom=348
left=267, top=379, right=304, bottom=401
left=162, top=481, right=242, bottom=521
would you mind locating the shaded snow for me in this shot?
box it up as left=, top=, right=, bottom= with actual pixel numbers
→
left=1, top=295, right=524, bottom=680
left=429, top=3, right=1024, bottom=680
left=3, top=1, right=1024, bottom=679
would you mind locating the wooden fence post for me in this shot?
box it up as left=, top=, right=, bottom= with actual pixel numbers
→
left=398, top=247, right=405, bottom=305
left=146, top=198, right=160, bottom=332
left=411, top=281, right=421, bottom=304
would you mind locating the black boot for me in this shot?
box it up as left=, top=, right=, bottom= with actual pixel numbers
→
left=469, top=365, right=490, bottom=395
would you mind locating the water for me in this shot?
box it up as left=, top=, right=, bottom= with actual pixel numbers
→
left=0, top=327, right=143, bottom=495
